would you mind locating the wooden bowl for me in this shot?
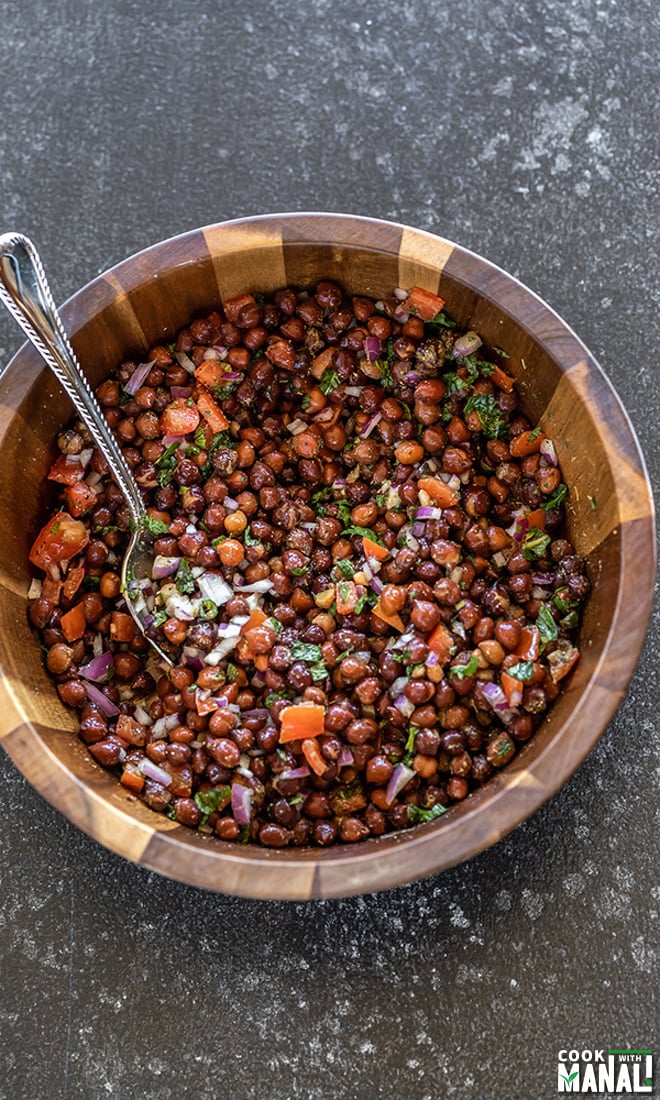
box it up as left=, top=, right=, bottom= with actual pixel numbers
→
left=0, top=214, right=655, bottom=899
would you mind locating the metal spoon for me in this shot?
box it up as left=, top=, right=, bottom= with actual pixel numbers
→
left=0, top=233, right=172, bottom=663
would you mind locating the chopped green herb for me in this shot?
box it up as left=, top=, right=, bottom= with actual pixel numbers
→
left=342, top=524, right=385, bottom=545
left=492, top=346, right=510, bottom=358
left=588, top=494, right=597, bottom=510
left=194, top=426, right=207, bottom=449
left=194, top=786, right=231, bottom=824
left=244, top=526, right=259, bottom=547
left=428, top=310, right=457, bottom=330
left=521, top=529, right=551, bottom=561
left=212, top=383, right=238, bottom=400
left=334, top=648, right=354, bottom=663
left=301, top=393, right=312, bottom=411
left=83, top=574, right=101, bottom=590
left=403, top=727, right=418, bottom=766
left=288, top=794, right=306, bottom=806
left=142, top=515, right=170, bottom=537
left=337, top=500, right=353, bottom=526
left=527, top=426, right=542, bottom=442
left=155, top=441, right=180, bottom=487
left=175, top=558, right=195, bottom=595
left=451, top=653, right=480, bottom=680
left=266, top=617, right=283, bottom=636
left=290, top=641, right=323, bottom=663
left=507, top=660, right=534, bottom=682
left=290, top=565, right=309, bottom=577
left=164, top=803, right=177, bottom=820
left=211, top=535, right=226, bottom=548
left=151, top=609, right=168, bottom=629
left=407, top=802, right=447, bottom=824
left=391, top=648, right=412, bottom=664
left=266, top=690, right=289, bottom=707
left=310, top=660, right=329, bottom=682
left=226, top=662, right=240, bottom=682
left=311, top=487, right=331, bottom=511
left=542, top=483, right=568, bottom=511
left=464, top=394, right=507, bottom=439
left=335, top=558, right=355, bottom=579
left=537, top=604, right=558, bottom=647
left=319, top=368, right=341, bottom=395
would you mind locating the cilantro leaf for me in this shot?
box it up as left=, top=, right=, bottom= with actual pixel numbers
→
left=342, top=524, right=385, bottom=545
left=335, top=558, right=355, bottom=579
left=451, top=654, right=479, bottom=680
left=175, top=558, right=195, bottom=595
left=290, top=641, right=323, bottom=663
left=155, top=442, right=180, bottom=487
left=244, top=525, right=259, bottom=547
left=319, top=368, right=341, bottom=395
left=506, top=660, right=534, bottom=681
left=521, top=529, right=551, bottom=561
left=226, top=662, right=240, bottom=682
left=464, top=394, right=507, bottom=439
left=337, top=500, right=352, bottom=526
left=142, top=515, right=170, bottom=537
left=407, top=802, right=447, bottom=824
left=542, top=483, right=568, bottom=511
left=194, top=786, right=231, bottom=824
left=537, top=604, right=558, bottom=647
left=427, top=310, right=457, bottom=330
left=402, top=727, right=418, bottom=765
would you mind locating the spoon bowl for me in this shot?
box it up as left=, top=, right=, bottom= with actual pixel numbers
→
left=0, top=234, right=172, bottom=663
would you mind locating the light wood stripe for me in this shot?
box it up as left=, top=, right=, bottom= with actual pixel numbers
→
left=204, top=222, right=288, bottom=303
left=398, top=228, right=454, bottom=296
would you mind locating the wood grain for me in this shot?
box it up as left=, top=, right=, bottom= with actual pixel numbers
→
left=0, top=214, right=654, bottom=899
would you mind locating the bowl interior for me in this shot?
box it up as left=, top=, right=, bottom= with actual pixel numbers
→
left=0, top=214, right=654, bottom=898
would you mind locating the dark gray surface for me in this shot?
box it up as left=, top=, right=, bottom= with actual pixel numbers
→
left=1, top=2, right=658, bottom=1098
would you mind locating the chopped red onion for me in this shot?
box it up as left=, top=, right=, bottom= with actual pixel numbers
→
left=223, top=496, right=239, bottom=512
left=359, top=410, right=382, bottom=438
left=404, top=529, right=420, bottom=552
left=426, top=651, right=439, bottom=667
left=393, top=287, right=408, bottom=300
left=416, top=506, right=443, bottom=521
left=344, top=386, right=364, bottom=397
left=369, top=575, right=383, bottom=596
left=412, top=522, right=426, bottom=538
left=79, top=651, right=114, bottom=683
left=165, top=593, right=195, bottom=621
left=286, top=418, right=308, bottom=436
left=482, top=681, right=516, bottom=725
left=389, top=675, right=409, bottom=697
left=362, top=560, right=373, bottom=583
left=133, top=704, right=152, bottom=727
left=532, top=573, right=555, bottom=586
left=124, top=361, right=153, bottom=395
left=405, top=372, right=421, bottom=386
left=385, top=763, right=415, bottom=806
left=198, top=572, right=233, bottom=605
left=173, top=350, right=196, bottom=374
left=152, top=555, right=180, bottom=579
left=393, top=309, right=410, bottom=323
left=337, top=747, right=353, bottom=768
left=453, top=331, right=483, bottom=357
left=170, top=385, right=191, bottom=399
left=507, top=516, right=528, bottom=542
left=332, top=478, right=347, bottom=490
left=540, top=437, right=558, bottom=466
left=84, top=683, right=119, bottom=716
left=239, top=579, right=274, bottom=594
left=212, top=345, right=229, bottom=361
left=161, top=432, right=185, bottom=445
left=313, top=405, right=336, bottom=424
left=231, top=783, right=254, bottom=826
left=363, top=335, right=382, bottom=363
left=140, top=759, right=172, bottom=787
left=394, top=694, right=415, bottom=718
left=219, top=370, right=242, bottom=382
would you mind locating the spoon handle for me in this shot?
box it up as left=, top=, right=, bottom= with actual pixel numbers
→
left=0, top=233, right=145, bottom=526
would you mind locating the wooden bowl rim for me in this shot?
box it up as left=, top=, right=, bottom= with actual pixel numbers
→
left=0, top=213, right=656, bottom=899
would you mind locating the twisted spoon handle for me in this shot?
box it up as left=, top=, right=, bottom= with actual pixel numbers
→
left=0, top=233, right=144, bottom=525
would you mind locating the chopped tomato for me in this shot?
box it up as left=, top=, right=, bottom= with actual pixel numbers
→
left=62, top=566, right=85, bottom=600
left=196, top=388, right=230, bottom=433
left=548, top=644, right=580, bottom=683
left=491, top=365, right=515, bottom=392
left=60, top=603, right=86, bottom=642
left=427, top=621, right=454, bottom=663
left=47, top=454, right=86, bottom=485
left=160, top=399, right=201, bottom=436
left=404, top=286, right=446, bottom=321
left=240, top=607, right=268, bottom=635
left=510, top=430, right=544, bottom=457
left=516, top=626, right=540, bottom=661
left=29, top=512, right=90, bottom=571
left=195, top=691, right=220, bottom=717
left=279, top=703, right=325, bottom=743
left=223, top=292, right=256, bottom=324
left=64, top=481, right=97, bottom=517
left=310, top=346, right=335, bottom=379
left=362, top=536, right=389, bottom=562
left=501, top=671, right=524, bottom=708
left=110, top=612, right=136, bottom=643
left=253, top=654, right=269, bottom=672
left=417, top=477, right=459, bottom=508
left=525, top=509, right=546, bottom=532
left=41, top=576, right=63, bottom=603
left=194, top=360, right=226, bottom=388
left=372, top=599, right=405, bottom=633
left=302, top=738, right=327, bottom=776
left=335, top=580, right=359, bottom=615
left=120, top=767, right=145, bottom=794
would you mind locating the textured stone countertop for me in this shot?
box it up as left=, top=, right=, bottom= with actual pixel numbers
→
left=0, top=2, right=657, bottom=1098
